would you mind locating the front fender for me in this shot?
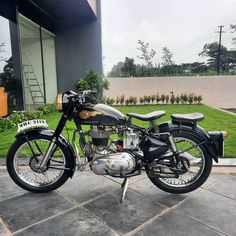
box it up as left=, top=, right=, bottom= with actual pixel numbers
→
left=159, top=121, right=221, bottom=163
left=16, top=128, right=76, bottom=177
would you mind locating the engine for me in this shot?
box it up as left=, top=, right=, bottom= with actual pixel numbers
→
left=84, top=126, right=138, bottom=176
left=91, top=152, right=135, bottom=176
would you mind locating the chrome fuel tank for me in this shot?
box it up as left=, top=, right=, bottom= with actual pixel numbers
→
left=76, top=104, right=126, bottom=126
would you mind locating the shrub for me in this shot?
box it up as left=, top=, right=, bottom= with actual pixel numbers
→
left=165, top=94, right=170, bottom=104
left=106, top=97, right=115, bottom=106
left=125, top=98, right=130, bottom=105
left=170, top=91, right=175, bottom=104
left=181, top=93, right=188, bottom=104
left=193, top=95, right=198, bottom=104
left=144, top=95, right=151, bottom=104
left=120, top=95, right=125, bottom=105
left=37, top=104, right=57, bottom=114
left=188, top=93, right=194, bottom=104
left=116, top=96, right=120, bottom=105
left=180, top=93, right=185, bottom=104
left=127, top=96, right=138, bottom=105
left=156, top=93, right=160, bottom=104
left=132, top=96, right=138, bottom=105
left=197, top=95, right=203, bottom=103
left=0, top=104, right=56, bottom=133
left=160, top=94, right=166, bottom=104
left=151, top=94, right=156, bottom=104
left=176, top=95, right=180, bottom=104
left=139, top=97, right=144, bottom=105
left=74, top=70, right=109, bottom=101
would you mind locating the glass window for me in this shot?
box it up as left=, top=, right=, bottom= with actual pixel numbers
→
left=0, top=16, right=20, bottom=113
left=41, top=28, right=58, bottom=104
left=18, top=13, right=45, bottom=110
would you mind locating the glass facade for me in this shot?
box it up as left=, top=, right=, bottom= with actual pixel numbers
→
left=0, top=16, right=20, bottom=113
left=18, top=13, right=57, bottom=110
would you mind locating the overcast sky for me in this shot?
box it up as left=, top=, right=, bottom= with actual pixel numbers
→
left=0, top=1, right=236, bottom=73
left=101, top=0, right=236, bottom=74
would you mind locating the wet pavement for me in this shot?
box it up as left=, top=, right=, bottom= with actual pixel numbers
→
left=0, top=169, right=236, bottom=236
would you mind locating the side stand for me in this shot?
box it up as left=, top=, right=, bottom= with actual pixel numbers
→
left=120, top=178, right=129, bottom=202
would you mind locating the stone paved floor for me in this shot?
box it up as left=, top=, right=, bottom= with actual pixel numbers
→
left=0, top=169, right=236, bottom=236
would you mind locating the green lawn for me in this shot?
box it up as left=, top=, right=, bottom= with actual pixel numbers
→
left=0, top=104, right=235, bottom=157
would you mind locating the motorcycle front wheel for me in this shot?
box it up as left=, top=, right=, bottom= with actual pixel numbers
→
left=7, top=134, right=71, bottom=193
left=146, top=132, right=212, bottom=194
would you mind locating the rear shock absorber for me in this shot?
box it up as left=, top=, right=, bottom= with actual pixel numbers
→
left=150, top=120, right=160, bottom=134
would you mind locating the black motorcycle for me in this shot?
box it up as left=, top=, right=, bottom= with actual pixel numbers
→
left=6, top=90, right=227, bottom=201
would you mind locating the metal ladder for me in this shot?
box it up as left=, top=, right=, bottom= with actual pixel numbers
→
left=22, top=53, right=45, bottom=107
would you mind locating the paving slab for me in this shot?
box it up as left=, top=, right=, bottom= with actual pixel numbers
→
left=201, top=173, right=224, bottom=188
left=58, top=171, right=121, bottom=204
left=0, top=218, right=11, bottom=236
left=132, top=210, right=223, bottom=236
left=207, top=174, right=236, bottom=200
left=14, top=207, right=117, bottom=236
left=175, top=189, right=236, bottom=236
left=128, top=177, right=200, bottom=207
left=84, top=189, right=166, bottom=234
left=0, top=169, right=235, bottom=235
left=0, top=175, right=26, bottom=201
left=0, top=192, right=74, bottom=233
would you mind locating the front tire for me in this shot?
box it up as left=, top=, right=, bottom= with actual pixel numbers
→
left=146, top=132, right=212, bottom=194
left=7, top=134, right=71, bottom=193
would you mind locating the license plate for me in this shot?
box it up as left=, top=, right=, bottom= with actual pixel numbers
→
left=17, top=119, right=48, bottom=133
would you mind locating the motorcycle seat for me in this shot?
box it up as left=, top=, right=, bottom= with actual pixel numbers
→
left=127, top=111, right=166, bottom=121
left=171, top=113, right=204, bottom=123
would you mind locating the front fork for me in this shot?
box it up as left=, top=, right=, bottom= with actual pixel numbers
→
left=38, top=113, right=68, bottom=170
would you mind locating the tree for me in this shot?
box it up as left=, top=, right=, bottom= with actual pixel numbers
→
left=107, top=61, right=124, bottom=77
left=199, top=42, right=236, bottom=72
left=121, top=57, right=136, bottom=77
left=0, top=43, right=7, bottom=62
left=0, top=57, right=21, bottom=111
left=137, top=40, right=156, bottom=68
left=162, top=47, right=174, bottom=66
left=230, top=24, right=236, bottom=45
left=74, top=71, right=109, bottom=100
left=161, top=47, right=175, bottom=75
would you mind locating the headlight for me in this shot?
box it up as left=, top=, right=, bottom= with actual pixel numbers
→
left=56, top=93, right=63, bottom=111
left=56, top=93, right=70, bottom=112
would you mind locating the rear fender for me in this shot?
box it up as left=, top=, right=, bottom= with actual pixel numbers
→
left=16, top=128, right=76, bottom=177
left=159, top=121, right=220, bottom=163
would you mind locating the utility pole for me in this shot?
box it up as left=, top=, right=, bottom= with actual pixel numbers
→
left=215, top=25, right=225, bottom=75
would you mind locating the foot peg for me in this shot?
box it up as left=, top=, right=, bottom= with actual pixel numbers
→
left=120, top=178, right=129, bottom=202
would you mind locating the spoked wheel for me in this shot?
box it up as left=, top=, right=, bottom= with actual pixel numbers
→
left=7, top=134, right=71, bottom=193
left=146, top=132, right=212, bottom=194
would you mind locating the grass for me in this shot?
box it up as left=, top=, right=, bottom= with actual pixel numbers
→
left=0, top=104, right=235, bottom=157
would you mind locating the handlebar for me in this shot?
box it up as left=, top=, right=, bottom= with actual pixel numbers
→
left=64, top=90, right=98, bottom=105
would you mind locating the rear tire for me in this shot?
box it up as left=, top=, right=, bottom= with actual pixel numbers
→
left=146, top=132, right=212, bottom=194
left=7, top=134, right=71, bottom=193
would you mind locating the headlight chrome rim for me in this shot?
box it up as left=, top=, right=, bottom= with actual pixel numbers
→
left=56, top=93, right=63, bottom=111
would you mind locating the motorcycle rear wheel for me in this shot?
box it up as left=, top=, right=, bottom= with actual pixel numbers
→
left=146, top=132, right=212, bottom=194
left=7, top=134, right=71, bottom=193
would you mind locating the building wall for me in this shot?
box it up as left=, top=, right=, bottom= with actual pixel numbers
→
left=105, top=76, right=236, bottom=108
left=55, top=1, right=102, bottom=92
